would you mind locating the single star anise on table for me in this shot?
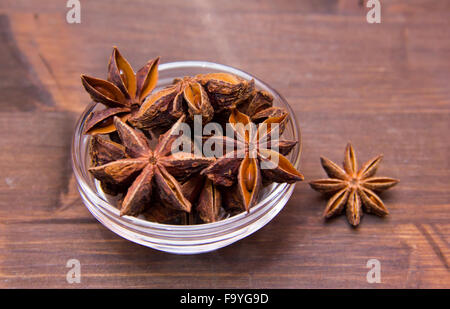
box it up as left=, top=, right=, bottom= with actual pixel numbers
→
left=309, top=143, right=399, bottom=227
left=201, top=108, right=304, bottom=211
left=80, top=47, right=160, bottom=135
left=88, top=115, right=214, bottom=216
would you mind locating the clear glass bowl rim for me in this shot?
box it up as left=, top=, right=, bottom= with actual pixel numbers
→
left=71, top=60, right=301, bottom=252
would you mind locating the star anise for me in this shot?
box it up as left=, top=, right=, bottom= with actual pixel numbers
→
left=201, top=108, right=304, bottom=211
left=81, top=47, right=160, bottom=134
left=237, top=89, right=288, bottom=123
left=309, top=143, right=399, bottom=227
left=130, top=76, right=214, bottom=129
left=195, top=73, right=255, bottom=113
left=88, top=115, right=214, bottom=216
left=143, top=175, right=206, bottom=224
left=89, top=135, right=129, bottom=195
left=143, top=201, right=188, bottom=225
left=195, top=178, right=222, bottom=223
left=89, top=135, right=127, bottom=167
left=131, top=72, right=255, bottom=130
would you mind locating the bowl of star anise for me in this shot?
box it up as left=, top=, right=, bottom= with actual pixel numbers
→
left=72, top=48, right=303, bottom=254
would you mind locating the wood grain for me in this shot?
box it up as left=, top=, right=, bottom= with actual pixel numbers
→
left=0, top=0, right=448, bottom=288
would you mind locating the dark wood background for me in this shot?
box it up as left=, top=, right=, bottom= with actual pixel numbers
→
left=0, top=0, right=448, bottom=288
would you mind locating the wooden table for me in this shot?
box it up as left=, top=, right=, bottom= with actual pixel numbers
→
left=0, top=0, right=448, bottom=288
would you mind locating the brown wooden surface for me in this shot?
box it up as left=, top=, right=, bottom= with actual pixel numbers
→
left=0, top=0, right=449, bottom=288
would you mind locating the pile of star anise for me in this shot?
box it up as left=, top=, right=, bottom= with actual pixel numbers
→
left=81, top=47, right=303, bottom=224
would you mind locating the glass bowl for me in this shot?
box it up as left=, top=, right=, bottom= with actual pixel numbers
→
left=71, top=61, right=302, bottom=254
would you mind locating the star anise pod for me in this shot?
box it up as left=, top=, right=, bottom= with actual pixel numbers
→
left=237, top=90, right=288, bottom=123
left=309, top=143, right=400, bottom=227
left=89, top=135, right=129, bottom=195
left=195, top=73, right=255, bottom=113
left=88, top=115, right=214, bottom=216
left=131, top=72, right=255, bottom=130
left=81, top=47, right=160, bottom=134
left=201, top=108, right=304, bottom=211
left=143, top=175, right=206, bottom=225
left=143, top=202, right=188, bottom=225
left=220, top=183, right=246, bottom=212
left=89, top=135, right=127, bottom=167
left=178, top=175, right=225, bottom=224
left=130, top=76, right=213, bottom=129
left=195, top=178, right=222, bottom=223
